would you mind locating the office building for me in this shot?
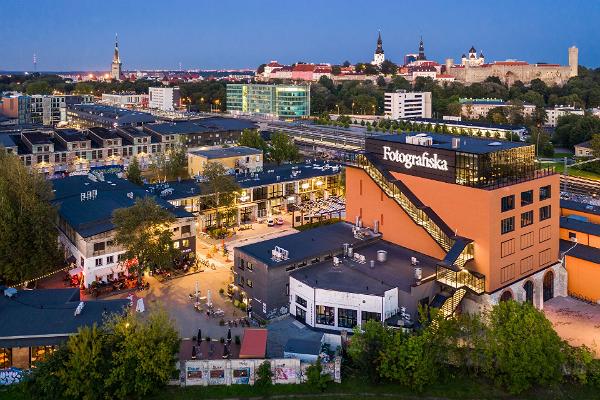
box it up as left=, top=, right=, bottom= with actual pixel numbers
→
left=52, top=173, right=196, bottom=287
left=226, top=84, right=310, bottom=119
left=149, top=87, right=181, bottom=111
left=384, top=91, right=432, bottom=120
left=0, top=93, right=71, bottom=126
left=0, top=287, right=127, bottom=370
left=188, top=146, right=263, bottom=176
left=560, top=200, right=600, bottom=303
left=101, top=93, right=149, bottom=108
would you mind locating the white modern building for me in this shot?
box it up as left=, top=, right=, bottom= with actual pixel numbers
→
left=149, top=87, right=181, bottom=111
left=384, top=91, right=432, bottom=120
left=101, top=93, right=148, bottom=108
left=545, top=106, right=585, bottom=127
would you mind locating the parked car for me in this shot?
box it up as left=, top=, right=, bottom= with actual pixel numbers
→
left=267, top=217, right=275, bottom=227
left=276, top=217, right=284, bottom=225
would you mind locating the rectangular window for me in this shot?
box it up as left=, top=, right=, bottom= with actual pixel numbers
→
left=569, top=232, right=577, bottom=240
left=501, top=195, right=515, bottom=212
left=540, top=205, right=551, bottom=221
left=247, top=262, right=253, bottom=271
left=521, top=190, right=533, bottom=206
left=315, top=305, right=335, bottom=326
left=181, top=225, right=191, bottom=234
left=238, top=259, right=245, bottom=270
left=337, top=308, right=357, bottom=328
left=539, top=248, right=552, bottom=267
left=0, top=348, right=11, bottom=369
left=540, top=185, right=551, bottom=201
left=361, top=311, right=381, bottom=324
left=520, top=255, right=533, bottom=274
left=181, top=239, right=189, bottom=248
left=539, top=225, right=552, bottom=242
left=521, top=210, right=534, bottom=227
left=93, top=242, right=105, bottom=252
left=520, top=231, right=534, bottom=249
left=30, top=345, right=56, bottom=366
left=95, top=258, right=103, bottom=267
left=501, top=239, right=515, bottom=258
left=246, top=279, right=253, bottom=288
left=106, top=256, right=114, bottom=264
left=295, top=295, right=307, bottom=308
left=500, top=263, right=515, bottom=284
left=501, top=217, right=515, bottom=234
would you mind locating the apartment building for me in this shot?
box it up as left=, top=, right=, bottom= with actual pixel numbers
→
left=148, top=87, right=181, bottom=111
left=384, top=91, right=432, bottom=120
left=226, top=84, right=310, bottom=119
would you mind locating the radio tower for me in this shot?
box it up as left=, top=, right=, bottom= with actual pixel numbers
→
left=33, top=53, right=37, bottom=73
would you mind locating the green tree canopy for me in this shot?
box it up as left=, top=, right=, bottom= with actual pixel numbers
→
left=268, top=132, right=300, bottom=165
left=238, top=129, right=267, bottom=153
left=0, top=151, right=61, bottom=284
left=112, top=197, right=179, bottom=283
left=127, top=156, right=143, bottom=185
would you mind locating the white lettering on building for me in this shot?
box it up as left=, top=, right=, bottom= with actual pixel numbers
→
left=382, top=146, right=449, bottom=171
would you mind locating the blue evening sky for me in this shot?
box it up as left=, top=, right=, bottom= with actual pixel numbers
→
left=0, top=0, right=598, bottom=71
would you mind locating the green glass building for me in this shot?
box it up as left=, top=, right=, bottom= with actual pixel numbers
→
left=226, top=84, right=310, bottom=119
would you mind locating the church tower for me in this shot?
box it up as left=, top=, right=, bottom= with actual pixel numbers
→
left=372, top=31, right=385, bottom=67
left=417, top=37, right=426, bottom=60
left=111, top=34, right=122, bottom=81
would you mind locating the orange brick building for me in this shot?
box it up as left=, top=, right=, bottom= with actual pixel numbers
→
left=346, top=133, right=565, bottom=313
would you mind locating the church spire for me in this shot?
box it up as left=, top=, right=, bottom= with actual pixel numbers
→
left=113, top=33, right=120, bottom=64
left=418, top=36, right=426, bottom=60
left=375, top=30, right=384, bottom=54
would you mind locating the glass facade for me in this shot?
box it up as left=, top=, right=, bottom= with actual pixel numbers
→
left=226, top=84, right=310, bottom=118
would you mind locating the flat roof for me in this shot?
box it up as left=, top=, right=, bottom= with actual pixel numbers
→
left=87, top=126, right=120, bottom=140
left=561, top=199, right=600, bottom=217
left=116, top=126, right=149, bottom=137
left=560, top=239, right=600, bottom=265
left=189, top=146, right=262, bottom=159
left=370, top=133, right=529, bottom=154
left=52, top=174, right=193, bottom=238
left=22, top=131, right=53, bottom=145
left=406, top=117, right=527, bottom=132
left=68, top=104, right=155, bottom=124
left=54, top=128, right=88, bottom=142
left=284, top=338, right=321, bottom=355
left=237, top=222, right=378, bottom=268
left=0, top=287, right=128, bottom=347
left=144, top=117, right=257, bottom=136
left=290, top=239, right=439, bottom=296
left=561, top=216, right=600, bottom=237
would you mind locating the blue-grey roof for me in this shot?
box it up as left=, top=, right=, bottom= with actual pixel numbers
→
left=0, top=133, right=17, bottom=148
left=290, top=239, right=439, bottom=296
left=561, top=199, right=600, bottom=217
left=189, top=146, right=262, bottom=159
left=284, top=338, right=321, bottom=355
left=237, top=222, right=372, bottom=268
left=370, top=133, right=529, bottom=154
left=68, top=104, right=155, bottom=125
left=144, top=117, right=256, bottom=136
left=144, top=161, right=342, bottom=201
left=54, top=128, right=88, bottom=142
left=52, top=174, right=193, bottom=238
left=406, top=117, right=527, bottom=132
left=561, top=216, right=600, bottom=237
left=0, top=287, right=128, bottom=347
left=560, top=239, right=600, bottom=265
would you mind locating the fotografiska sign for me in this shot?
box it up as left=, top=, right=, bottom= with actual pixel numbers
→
left=382, top=146, right=449, bottom=171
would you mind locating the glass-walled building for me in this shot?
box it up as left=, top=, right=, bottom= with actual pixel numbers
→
left=226, top=84, right=310, bottom=119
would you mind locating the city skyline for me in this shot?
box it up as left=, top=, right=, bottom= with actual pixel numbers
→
left=1, top=0, right=599, bottom=71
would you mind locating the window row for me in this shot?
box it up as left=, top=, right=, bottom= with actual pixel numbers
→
left=314, top=305, right=381, bottom=328
left=501, top=185, right=552, bottom=212
left=501, top=205, right=552, bottom=234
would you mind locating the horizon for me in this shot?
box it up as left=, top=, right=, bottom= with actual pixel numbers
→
left=0, top=0, right=599, bottom=71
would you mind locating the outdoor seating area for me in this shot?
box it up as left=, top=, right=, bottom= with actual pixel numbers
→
left=291, top=196, right=345, bottom=227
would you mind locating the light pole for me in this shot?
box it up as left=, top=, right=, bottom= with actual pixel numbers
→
left=352, top=102, right=355, bottom=115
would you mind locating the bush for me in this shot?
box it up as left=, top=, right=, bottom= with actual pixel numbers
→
left=235, top=335, right=241, bottom=345
left=306, top=358, right=332, bottom=392
left=255, top=361, right=273, bottom=387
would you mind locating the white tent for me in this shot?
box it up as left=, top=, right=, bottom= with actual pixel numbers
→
left=136, top=298, right=145, bottom=313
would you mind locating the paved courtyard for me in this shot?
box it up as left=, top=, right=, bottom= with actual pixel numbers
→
left=544, top=296, right=600, bottom=356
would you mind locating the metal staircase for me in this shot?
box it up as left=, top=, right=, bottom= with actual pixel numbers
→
left=354, top=153, right=485, bottom=311
left=439, top=288, right=467, bottom=319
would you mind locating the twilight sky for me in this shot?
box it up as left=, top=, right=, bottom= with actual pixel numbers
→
left=1, top=0, right=599, bottom=71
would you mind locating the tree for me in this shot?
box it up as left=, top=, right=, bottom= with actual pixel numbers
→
left=269, top=132, right=299, bottom=165
left=555, top=115, right=600, bottom=148
left=105, top=308, right=179, bottom=399
left=331, top=65, right=341, bottom=75
left=528, top=127, right=554, bottom=157
left=112, top=197, right=180, bottom=284
left=306, top=357, right=332, bottom=392
left=590, top=134, right=600, bottom=158
left=446, top=102, right=462, bottom=117
left=347, top=320, right=388, bottom=382
left=202, top=162, right=240, bottom=228
left=380, top=60, right=398, bottom=75
left=127, top=156, right=143, bottom=185
left=0, top=151, right=61, bottom=285
left=238, top=129, right=267, bottom=153
left=25, top=80, right=52, bottom=95
left=376, top=76, right=386, bottom=87
left=165, top=140, right=188, bottom=180
left=483, top=301, right=566, bottom=394
left=23, top=346, right=70, bottom=400
left=255, top=361, right=273, bottom=386
left=58, top=325, right=108, bottom=400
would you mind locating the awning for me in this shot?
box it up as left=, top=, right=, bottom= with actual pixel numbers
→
left=69, top=266, right=83, bottom=276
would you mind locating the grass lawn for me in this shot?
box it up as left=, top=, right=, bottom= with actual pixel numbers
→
left=145, top=377, right=599, bottom=400
left=2, top=376, right=598, bottom=400
left=554, top=152, right=574, bottom=159
left=542, top=162, right=600, bottom=180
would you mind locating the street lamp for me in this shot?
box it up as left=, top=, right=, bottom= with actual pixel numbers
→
left=352, top=102, right=355, bottom=115
left=372, top=104, right=376, bottom=115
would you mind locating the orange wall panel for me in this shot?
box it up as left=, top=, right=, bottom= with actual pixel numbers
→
left=566, top=256, right=600, bottom=302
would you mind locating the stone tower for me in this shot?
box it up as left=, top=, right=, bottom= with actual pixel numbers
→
left=372, top=31, right=385, bottom=67
left=111, top=34, right=122, bottom=81
left=417, top=37, right=426, bottom=61
left=568, top=46, right=578, bottom=77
